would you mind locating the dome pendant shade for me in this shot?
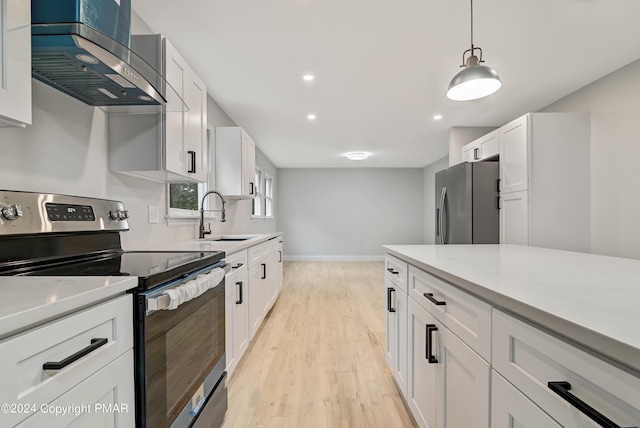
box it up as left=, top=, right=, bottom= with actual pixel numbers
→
left=447, top=55, right=502, bottom=101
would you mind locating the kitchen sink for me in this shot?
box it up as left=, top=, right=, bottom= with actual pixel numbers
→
left=210, top=235, right=258, bottom=242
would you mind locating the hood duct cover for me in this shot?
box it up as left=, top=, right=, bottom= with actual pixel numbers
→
left=31, top=0, right=184, bottom=111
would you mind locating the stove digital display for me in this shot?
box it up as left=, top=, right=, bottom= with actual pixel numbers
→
left=46, top=203, right=96, bottom=222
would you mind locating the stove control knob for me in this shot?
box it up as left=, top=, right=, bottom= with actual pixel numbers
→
left=123, top=210, right=130, bottom=219
left=118, top=210, right=127, bottom=220
left=109, top=210, right=120, bottom=220
left=1, top=204, right=23, bottom=221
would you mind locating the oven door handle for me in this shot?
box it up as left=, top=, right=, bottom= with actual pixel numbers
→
left=147, top=265, right=229, bottom=312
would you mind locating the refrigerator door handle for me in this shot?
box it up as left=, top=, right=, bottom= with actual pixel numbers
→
left=436, top=208, right=440, bottom=237
left=439, top=187, right=447, bottom=244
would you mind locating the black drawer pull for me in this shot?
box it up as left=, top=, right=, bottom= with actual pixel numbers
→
left=236, top=281, right=244, bottom=304
left=43, top=338, right=108, bottom=370
left=426, top=324, right=438, bottom=364
left=548, top=381, right=636, bottom=428
left=386, top=268, right=399, bottom=275
left=424, top=292, right=446, bottom=306
left=231, top=263, right=244, bottom=269
left=261, top=263, right=266, bottom=279
left=387, top=287, right=396, bottom=313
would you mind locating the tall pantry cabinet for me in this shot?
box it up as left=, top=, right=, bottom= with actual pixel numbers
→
left=499, top=113, right=591, bottom=253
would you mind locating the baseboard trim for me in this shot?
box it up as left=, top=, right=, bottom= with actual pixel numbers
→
left=283, top=255, right=385, bottom=262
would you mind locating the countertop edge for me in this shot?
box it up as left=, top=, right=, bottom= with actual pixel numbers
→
left=383, top=246, right=640, bottom=377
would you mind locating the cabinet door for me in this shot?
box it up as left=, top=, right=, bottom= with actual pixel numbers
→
left=226, top=271, right=249, bottom=379
left=395, top=287, right=408, bottom=398
left=407, top=298, right=439, bottom=428
left=438, top=320, right=490, bottom=428
left=478, top=130, right=499, bottom=160
left=248, top=263, right=264, bottom=340
left=500, top=190, right=529, bottom=245
left=242, top=130, right=256, bottom=197
left=492, top=370, right=561, bottom=428
left=184, top=69, right=208, bottom=182
left=163, top=39, right=187, bottom=176
left=500, top=115, right=528, bottom=193
left=461, top=141, right=479, bottom=163
left=0, top=0, right=31, bottom=126
left=277, top=240, right=283, bottom=293
left=385, top=279, right=398, bottom=371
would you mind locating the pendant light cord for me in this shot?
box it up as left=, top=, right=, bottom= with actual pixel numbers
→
left=470, top=0, right=474, bottom=46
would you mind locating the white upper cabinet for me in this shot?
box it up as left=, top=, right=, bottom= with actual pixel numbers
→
left=108, top=35, right=208, bottom=183
left=498, top=113, right=590, bottom=252
left=215, top=127, right=256, bottom=199
left=0, top=0, right=32, bottom=127
left=461, top=130, right=499, bottom=163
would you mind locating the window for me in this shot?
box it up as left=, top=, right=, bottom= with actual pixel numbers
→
left=252, top=168, right=263, bottom=218
left=264, top=174, right=274, bottom=218
left=252, top=168, right=275, bottom=220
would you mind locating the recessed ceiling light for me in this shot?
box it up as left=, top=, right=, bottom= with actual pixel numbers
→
left=433, top=114, right=443, bottom=120
left=303, top=74, right=314, bottom=81
left=76, top=54, right=99, bottom=64
left=307, top=114, right=316, bottom=120
left=346, top=152, right=368, bottom=161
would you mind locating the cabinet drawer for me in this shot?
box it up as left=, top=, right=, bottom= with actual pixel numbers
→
left=248, top=242, right=268, bottom=266
left=408, top=266, right=491, bottom=361
left=385, top=254, right=408, bottom=292
left=491, top=370, right=561, bottom=428
left=0, top=294, right=133, bottom=426
left=493, top=310, right=640, bottom=428
left=226, top=250, right=248, bottom=281
left=15, top=350, right=135, bottom=428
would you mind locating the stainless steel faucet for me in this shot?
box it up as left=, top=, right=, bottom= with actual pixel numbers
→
left=199, top=190, right=226, bottom=239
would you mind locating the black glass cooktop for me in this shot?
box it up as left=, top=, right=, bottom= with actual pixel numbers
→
left=1, top=250, right=225, bottom=290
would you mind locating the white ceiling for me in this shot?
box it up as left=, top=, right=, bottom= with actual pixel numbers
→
left=131, top=0, right=640, bottom=168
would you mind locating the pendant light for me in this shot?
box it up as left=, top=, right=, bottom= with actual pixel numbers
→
left=447, top=0, right=502, bottom=101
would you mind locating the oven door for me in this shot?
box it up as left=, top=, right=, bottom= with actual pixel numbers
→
left=135, top=262, right=229, bottom=428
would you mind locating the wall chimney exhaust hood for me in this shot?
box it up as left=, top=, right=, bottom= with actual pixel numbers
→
left=31, top=0, right=185, bottom=112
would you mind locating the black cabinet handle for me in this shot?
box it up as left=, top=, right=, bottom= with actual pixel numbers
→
left=250, top=182, right=254, bottom=195
left=387, top=287, right=396, bottom=313
left=497, top=196, right=501, bottom=210
left=548, top=381, right=635, bottom=428
left=261, top=263, right=266, bottom=279
left=423, top=292, right=446, bottom=306
left=278, top=251, right=282, bottom=263
left=386, top=268, right=399, bottom=275
left=43, top=338, right=108, bottom=370
left=236, top=281, right=243, bottom=304
left=426, top=324, right=438, bottom=364
left=496, top=178, right=501, bottom=192
left=188, top=150, right=196, bottom=173
left=473, top=147, right=480, bottom=160
left=231, top=263, right=244, bottom=269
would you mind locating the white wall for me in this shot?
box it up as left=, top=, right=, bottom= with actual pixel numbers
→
left=277, top=168, right=424, bottom=260
left=423, top=156, right=449, bottom=244
left=541, top=58, right=640, bottom=259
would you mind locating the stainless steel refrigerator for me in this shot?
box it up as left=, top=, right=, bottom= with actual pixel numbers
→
left=435, top=161, right=499, bottom=244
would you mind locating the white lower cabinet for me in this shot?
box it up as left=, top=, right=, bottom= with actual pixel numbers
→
left=385, top=278, right=408, bottom=397
left=491, top=370, right=561, bottom=428
left=0, top=294, right=134, bottom=428
left=225, top=250, right=249, bottom=379
left=407, top=298, right=490, bottom=428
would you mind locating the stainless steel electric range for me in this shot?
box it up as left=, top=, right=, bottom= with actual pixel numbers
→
left=0, top=190, right=228, bottom=428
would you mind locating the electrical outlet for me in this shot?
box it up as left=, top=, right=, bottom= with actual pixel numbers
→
left=148, top=205, right=159, bottom=224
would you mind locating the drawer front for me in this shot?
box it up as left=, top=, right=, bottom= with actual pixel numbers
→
left=408, top=266, right=491, bottom=361
left=0, top=294, right=133, bottom=426
left=15, top=350, right=135, bottom=428
left=491, top=370, right=561, bottom=428
left=248, top=242, right=268, bottom=266
left=226, top=250, right=248, bottom=282
left=385, top=254, right=408, bottom=293
left=493, top=309, right=640, bottom=428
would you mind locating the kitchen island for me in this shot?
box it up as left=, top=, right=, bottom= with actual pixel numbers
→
left=384, top=244, right=640, bottom=428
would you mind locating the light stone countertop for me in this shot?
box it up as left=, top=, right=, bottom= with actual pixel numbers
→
left=383, top=244, right=640, bottom=376
left=0, top=276, right=138, bottom=340
left=124, top=232, right=283, bottom=255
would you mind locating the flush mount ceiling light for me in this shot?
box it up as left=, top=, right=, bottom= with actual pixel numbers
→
left=346, top=152, right=368, bottom=161
left=433, top=114, right=443, bottom=120
left=307, top=114, right=316, bottom=120
left=447, top=0, right=502, bottom=101
left=303, top=74, right=315, bottom=81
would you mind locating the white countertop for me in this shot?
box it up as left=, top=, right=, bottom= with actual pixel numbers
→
left=0, top=276, right=138, bottom=340
left=124, top=232, right=283, bottom=255
left=383, top=244, right=640, bottom=375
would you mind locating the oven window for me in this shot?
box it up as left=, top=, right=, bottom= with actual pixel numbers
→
left=144, top=283, right=225, bottom=428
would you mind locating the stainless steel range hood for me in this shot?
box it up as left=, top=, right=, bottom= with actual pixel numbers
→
left=31, top=1, right=185, bottom=112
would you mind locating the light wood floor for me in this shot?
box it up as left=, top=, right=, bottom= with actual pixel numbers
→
left=222, top=261, right=416, bottom=428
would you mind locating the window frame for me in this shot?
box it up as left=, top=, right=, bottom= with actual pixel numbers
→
left=251, top=167, right=264, bottom=219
